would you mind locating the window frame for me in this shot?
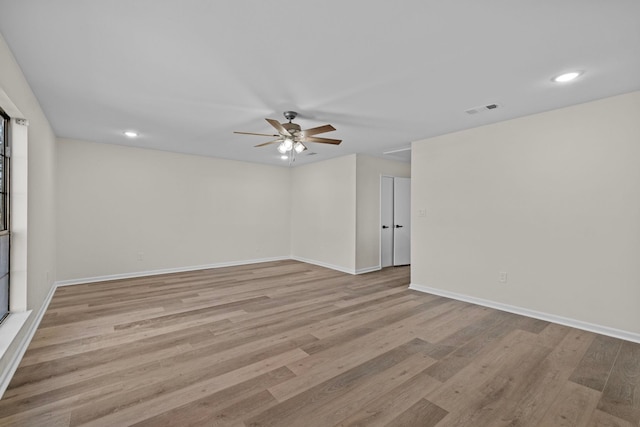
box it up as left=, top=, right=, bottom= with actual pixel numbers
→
left=0, top=107, right=10, bottom=324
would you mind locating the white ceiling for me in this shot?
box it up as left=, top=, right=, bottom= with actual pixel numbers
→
left=0, top=1, right=639, bottom=166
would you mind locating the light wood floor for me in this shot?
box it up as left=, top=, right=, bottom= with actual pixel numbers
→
left=1, top=260, right=638, bottom=426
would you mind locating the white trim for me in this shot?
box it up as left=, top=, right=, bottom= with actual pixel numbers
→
left=9, top=116, right=29, bottom=313
left=0, top=282, right=57, bottom=398
left=55, top=256, right=291, bottom=287
left=55, top=257, right=381, bottom=288
left=409, top=283, right=640, bottom=344
left=290, top=256, right=356, bottom=275
left=355, top=265, right=382, bottom=275
left=0, top=311, right=31, bottom=361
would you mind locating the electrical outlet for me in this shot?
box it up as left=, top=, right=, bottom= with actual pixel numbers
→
left=418, top=209, right=427, bottom=218
left=499, top=271, right=508, bottom=283
left=137, top=252, right=144, bottom=261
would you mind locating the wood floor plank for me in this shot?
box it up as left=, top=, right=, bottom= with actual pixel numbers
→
left=570, top=334, right=623, bottom=392
left=425, top=329, right=549, bottom=426
left=597, top=340, right=640, bottom=425
left=334, top=368, right=443, bottom=426
left=127, top=367, right=295, bottom=427
left=0, top=260, right=635, bottom=427
left=537, top=381, right=601, bottom=427
left=247, top=338, right=435, bottom=427
left=587, top=409, right=637, bottom=427
left=385, top=398, right=448, bottom=427
left=302, top=352, right=438, bottom=427
left=19, top=310, right=241, bottom=366
left=301, top=298, right=449, bottom=356
left=0, top=407, right=71, bottom=427
left=433, top=327, right=596, bottom=427
left=424, top=310, right=519, bottom=382
left=74, top=348, right=309, bottom=427
left=67, top=337, right=315, bottom=426
left=3, top=341, right=194, bottom=401
left=307, top=296, right=422, bottom=340
left=270, top=311, right=441, bottom=401
left=490, top=328, right=597, bottom=427
left=417, top=302, right=494, bottom=343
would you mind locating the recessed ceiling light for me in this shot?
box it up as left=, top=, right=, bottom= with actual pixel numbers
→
left=552, top=71, right=582, bottom=83
left=123, top=131, right=139, bottom=138
left=280, top=155, right=288, bottom=160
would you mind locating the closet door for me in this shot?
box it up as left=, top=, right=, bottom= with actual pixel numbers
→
left=393, top=177, right=410, bottom=266
left=380, top=176, right=394, bottom=268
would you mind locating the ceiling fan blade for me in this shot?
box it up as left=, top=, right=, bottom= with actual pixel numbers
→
left=265, top=118, right=292, bottom=137
left=302, top=124, right=336, bottom=136
left=254, top=139, right=281, bottom=147
left=234, top=131, right=279, bottom=137
left=303, top=136, right=342, bottom=145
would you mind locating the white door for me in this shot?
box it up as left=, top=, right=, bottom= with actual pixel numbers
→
left=380, top=176, right=394, bottom=268
left=393, top=177, right=411, bottom=266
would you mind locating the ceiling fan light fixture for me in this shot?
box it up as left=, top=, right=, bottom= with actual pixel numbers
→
left=234, top=111, right=341, bottom=164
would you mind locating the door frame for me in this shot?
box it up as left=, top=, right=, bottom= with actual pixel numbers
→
left=379, top=175, right=394, bottom=268
left=379, top=175, right=411, bottom=268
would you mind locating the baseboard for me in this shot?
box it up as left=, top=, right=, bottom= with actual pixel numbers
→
left=56, top=256, right=378, bottom=286
left=55, top=256, right=291, bottom=287
left=290, top=256, right=356, bottom=275
left=409, top=283, right=640, bottom=344
left=0, top=283, right=56, bottom=398
left=355, top=265, right=382, bottom=275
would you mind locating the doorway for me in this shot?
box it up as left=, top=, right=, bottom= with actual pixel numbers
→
left=381, top=176, right=410, bottom=267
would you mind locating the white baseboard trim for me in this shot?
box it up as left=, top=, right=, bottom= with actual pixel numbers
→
left=0, top=283, right=57, bottom=398
left=290, top=256, right=356, bottom=275
left=0, top=312, right=31, bottom=362
left=355, top=265, right=382, bottom=275
left=409, top=283, right=640, bottom=344
left=55, top=256, right=291, bottom=287
left=55, top=256, right=379, bottom=287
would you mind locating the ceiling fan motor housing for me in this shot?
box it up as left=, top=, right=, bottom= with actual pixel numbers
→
left=283, top=111, right=298, bottom=121
left=283, top=122, right=301, bottom=135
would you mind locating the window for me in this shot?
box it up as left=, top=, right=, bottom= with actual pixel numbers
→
left=0, top=108, right=9, bottom=323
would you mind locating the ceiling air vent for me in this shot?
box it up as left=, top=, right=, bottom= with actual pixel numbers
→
left=465, top=103, right=500, bottom=115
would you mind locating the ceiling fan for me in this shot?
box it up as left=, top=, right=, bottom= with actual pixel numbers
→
left=234, top=111, right=341, bottom=159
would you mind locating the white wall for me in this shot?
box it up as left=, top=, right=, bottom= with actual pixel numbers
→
left=56, top=139, right=291, bottom=281
left=411, top=91, right=640, bottom=336
left=0, top=34, right=57, bottom=383
left=290, top=153, right=409, bottom=274
left=355, top=155, right=410, bottom=272
left=290, top=154, right=357, bottom=273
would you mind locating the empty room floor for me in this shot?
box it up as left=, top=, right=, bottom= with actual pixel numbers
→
left=0, top=260, right=638, bottom=426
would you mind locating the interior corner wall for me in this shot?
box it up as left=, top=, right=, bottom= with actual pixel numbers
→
left=355, top=154, right=410, bottom=272
left=0, top=34, right=57, bottom=379
left=411, top=91, right=640, bottom=335
left=56, top=139, right=291, bottom=282
left=290, top=154, right=357, bottom=273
